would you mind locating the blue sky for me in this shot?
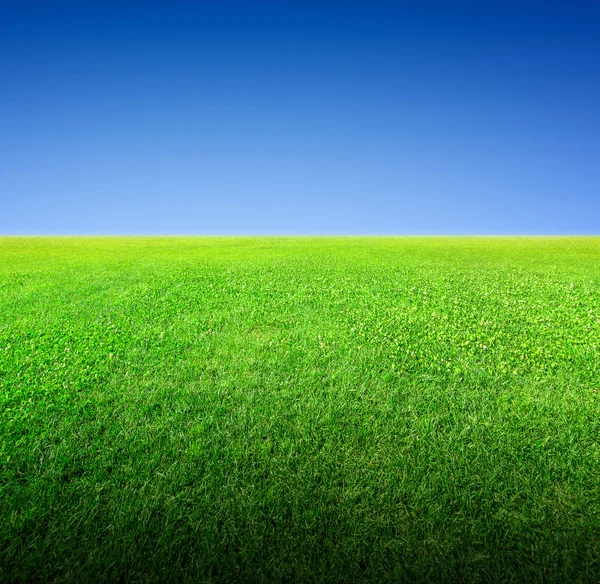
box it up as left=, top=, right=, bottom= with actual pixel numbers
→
left=1, top=1, right=599, bottom=234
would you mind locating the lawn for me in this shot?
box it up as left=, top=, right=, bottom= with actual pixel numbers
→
left=1, top=236, right=599, bottom=582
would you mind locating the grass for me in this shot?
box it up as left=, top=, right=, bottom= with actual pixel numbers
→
left=1, top=236, right=599, bottom=583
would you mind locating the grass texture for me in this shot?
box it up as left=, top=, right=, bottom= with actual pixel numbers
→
left=1, top=236, right=600, bottom=583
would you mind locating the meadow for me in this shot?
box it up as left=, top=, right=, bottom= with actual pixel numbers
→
left=1, top=236, right=599, bottom=583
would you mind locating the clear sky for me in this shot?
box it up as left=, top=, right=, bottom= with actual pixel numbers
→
left=1, top=1, right=599, bottom=234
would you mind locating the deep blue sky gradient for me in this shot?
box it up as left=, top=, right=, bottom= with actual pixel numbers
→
left=2, top=1, right=599, bottom=234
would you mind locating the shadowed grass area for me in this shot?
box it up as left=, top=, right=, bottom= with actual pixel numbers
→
left=1, top=236, right=599, bottom=582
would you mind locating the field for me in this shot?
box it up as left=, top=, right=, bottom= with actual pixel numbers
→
left=1, top=236, right=599, bottom=582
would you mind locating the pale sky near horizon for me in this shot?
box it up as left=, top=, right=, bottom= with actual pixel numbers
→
left=2, top=1, right=599, bottom=234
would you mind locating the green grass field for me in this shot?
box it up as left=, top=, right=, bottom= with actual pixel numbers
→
left=1, top=237, right=599, bottom=582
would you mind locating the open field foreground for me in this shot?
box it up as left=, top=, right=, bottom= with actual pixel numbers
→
left=1, top=236, right=600, bottom=583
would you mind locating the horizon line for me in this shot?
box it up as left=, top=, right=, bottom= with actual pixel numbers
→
left=1, top=234, right=599, bottom=238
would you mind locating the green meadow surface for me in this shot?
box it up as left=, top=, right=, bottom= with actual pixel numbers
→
left=1, top=236, right=600, bottom=583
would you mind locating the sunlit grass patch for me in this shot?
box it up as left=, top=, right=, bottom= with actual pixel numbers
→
left=1, top=236, right=599, bottom=582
